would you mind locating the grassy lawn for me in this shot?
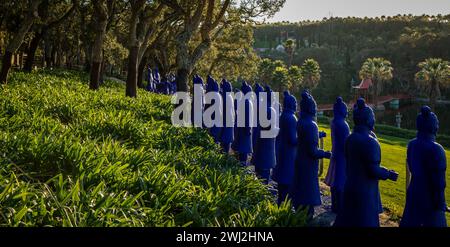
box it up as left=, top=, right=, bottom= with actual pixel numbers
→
left=318, top=124, right=450, bottom=225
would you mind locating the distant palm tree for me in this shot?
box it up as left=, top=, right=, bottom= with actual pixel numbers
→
left=300, top=59, right=321, bottom=90
left=415, top=58, right=450, bottom=110
left=284, top=39, right=296, bottom=67
left=359, top=57, right=393, bottom=110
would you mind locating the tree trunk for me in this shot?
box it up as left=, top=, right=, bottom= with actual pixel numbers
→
left=430, top=93, right=436, bottom=111
left=44, top=37, right=52, bottom=68
left=51, top=46, right=56, bottom=67
left=137, top=57, right=146, bottom=89
left=83, top=44, right=92, bottom=72
left=84, top=60, right=91, bottom=72
left=176, top=68, right=190, bottom=92
left=90, top=61, right=102, bottom=90
left=175, top=32, right=191, bottom=92
left=100, top=58, right=105, bottom=84
left=19, top=52, right=24, bottom=69
left=175, top=31, right=211, bottom=92
left=89, top=0, right=108, bottom=90
left=24, top=32, right=43, bottom=72
left=429, top=80, right=437, bottom=111
left=0, top=0, right=41, bottom=82
left=56, top=44, right=63, bottom=67
left=0, top=51, right=13, bottom=84
left=373, top=80, right=379, bottom=110
left=288, top=53, right=294, bottom=68
left=126, top=46, right=139, bottom=98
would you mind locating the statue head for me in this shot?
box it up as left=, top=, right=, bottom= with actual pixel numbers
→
left=221, top=79, right=232, bottom=93
left=264, top=85, right=274, bottom=106
left=193, top=75, right=204, bottom=86
left=300, top=90, right=317, bottom=117
left=254, top=83, right=264, bottom=97
left=353, top=98, right=375, bottom=131
left=333, top=97, right=348, bottom=119
left=206, top=75, right=219, bottom=92
left=416, top=106, right=439, bottom=136
left=283, top=91, right=297, bottom=112
left=241, top=81, right=252, bottom=94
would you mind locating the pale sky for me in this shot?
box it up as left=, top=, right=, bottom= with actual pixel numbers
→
left=266, top=0, right=450, bottom=22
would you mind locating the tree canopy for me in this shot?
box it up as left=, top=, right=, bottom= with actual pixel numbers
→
left=0, top=0, right=285, bottom=97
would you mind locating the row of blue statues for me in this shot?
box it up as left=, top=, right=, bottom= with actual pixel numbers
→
left=145, top=67, right=177, bottom=95
left=169, top=74, right=447, bottom=227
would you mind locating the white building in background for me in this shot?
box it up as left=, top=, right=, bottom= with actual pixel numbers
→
left=275, top=44, right=285, bottom=53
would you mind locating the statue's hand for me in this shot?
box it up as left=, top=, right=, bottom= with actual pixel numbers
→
left=388, top=170, right=399, bottom=182
left=319, top=131, right=327, bottom=138
left=324, top=151, right=332, bottom=159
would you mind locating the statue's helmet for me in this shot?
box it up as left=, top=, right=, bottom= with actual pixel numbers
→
left=193, top=75, right=204, bottom=86
left=300, top=90, right=317, bottom=117
left=333, top=97, right=348, bottom=119
left=283, top=91, right=297, bottom=112
left=254, top=83, right=264, bottom=97
left=221, top=79, right=233, bottom=93
left=416, top=106, right=439, bottom=135
left=241, top=81, right=252, bottom=94
left=206, top=75, right=219, bottom=92
left=353, top=98, right=375, bottom=130
left=264, top=85, right=274, bottom=106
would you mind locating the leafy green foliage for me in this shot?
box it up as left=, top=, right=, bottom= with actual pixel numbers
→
left=300, top=59, right=321, bottom=90
left=196, top=23, right=260, bottom=82
left=256, top=58, right=304, bottom=95
left=415, top=58, right=450, bottom=107
left=359, top=57, right=393, bottom=108
left=0, top=69, right=306, bottom=227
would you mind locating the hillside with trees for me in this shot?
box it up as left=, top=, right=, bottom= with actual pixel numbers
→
left=253, top=15, right=450, bottom=103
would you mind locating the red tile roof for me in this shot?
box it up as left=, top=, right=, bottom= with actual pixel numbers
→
left=353, top=78, right=372, bottom=89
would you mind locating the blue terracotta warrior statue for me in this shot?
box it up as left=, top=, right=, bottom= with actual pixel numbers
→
left=252, top=83, right=264, bottom=155
left=153, top=68, right=161, bottom=84
left=324, top=97, right=350, bottom=213
left=273, top=91, right=298, bottom=204
left=219, top=79, right=234, bottom=153
left=205, top=76, right=221, bottom=142
left=253, top=86, right=277, bottom=184
left=290, top=90, right=332, bottom=218
left=231, top=88, right=241, bottom=152
left=169, top=74, right=177, bottom=94
left=153, top=68, right=161, bottom=93
left=161, top=80, right=171, bottom=95
left=400, top=106, right=448, bottom=227
left=234, top=82, right=253, bottom=166
left=334, top=98, right=398, bottom=227
left=146, top=67, right=154, bottom=92
left=191, top=75, right=205, bottom=127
